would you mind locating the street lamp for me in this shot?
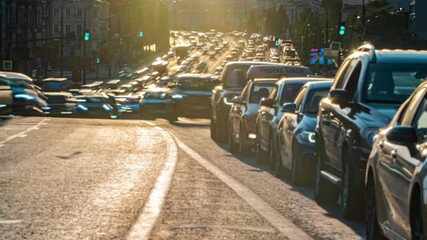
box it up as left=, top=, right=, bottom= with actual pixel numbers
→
left=59, top=0, right=78, bottom=77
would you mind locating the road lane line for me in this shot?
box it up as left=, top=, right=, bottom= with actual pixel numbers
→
left=126, top=125, right=178, bottom=240
left=0, top=118, right=50, bottom=148
left=174, top=137, right=313, bottom=240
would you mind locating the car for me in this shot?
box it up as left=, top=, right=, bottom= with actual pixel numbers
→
left=255, top=76, right=319, bottom=168
left=115, top=95, right=141, bottom=115
left=0, top=85, right=13, bottom=117
left=139, top=87, right=177, bottom=122
left=275, top=81, right=332, bottom=185
left=210, top=61, right=292, bottom=142
left=43, top=92, right=77, bottom=116
left=168, top=74, right=219, bottom=119
left=74, top=92, right=119, bottom=119
left=228, top=78, right=277, bottom=155
left=365, top=80, right=427, bottom=240
left=314, top=44, right=427, bottom=220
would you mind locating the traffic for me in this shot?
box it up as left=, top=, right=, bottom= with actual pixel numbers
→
left=1, top=30, right=427, bottom=240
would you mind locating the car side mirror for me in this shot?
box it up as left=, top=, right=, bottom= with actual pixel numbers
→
left=231, top=96, right=244, bottom=104
left=260, top=98, right=274, bottom=107
left=386, top=126, right=418, bottom=144
left=329, top=89, right=348, bottom=107
left=281, top=103, right=296, bottom=113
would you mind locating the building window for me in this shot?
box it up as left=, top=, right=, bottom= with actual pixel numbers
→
left=77, top=9, right=82, bottom=18
left=54, top=8, right=59, bottom=18
left=93, top=25, right=97, bottom=34
left=66, top=25, right=71, bottom=34
left=77, top=25, right=82, bottom=34
left=66, top=8, right=71, bottom=17
left=93, top=9, right=98, bottom=18
left=54, top=24, right=59, bottom=33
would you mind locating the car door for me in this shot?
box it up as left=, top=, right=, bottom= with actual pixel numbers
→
left=230, top=83, right=250, bottom=142
left=378, top=88, right=426, bottom=236
left=258, top=85, right=278, bottom=151
left=282, top=87, right=307, bottom=169
left=322, top=59, right=356, bottom=169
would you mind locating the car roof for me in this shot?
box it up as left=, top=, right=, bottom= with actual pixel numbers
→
left=352, top=44, right=427, bottom=64
left=303, top=80, right=333, bottom=90
left=251, top=78, right=281, bottom=83
left=0, top=71, right=33, bottom=82
left=44, top=91, right=73, bottom=96
left=177, top=73, right=211, bottom=78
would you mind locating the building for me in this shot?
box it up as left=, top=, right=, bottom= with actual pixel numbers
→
left=409, top=0, right=427, bottom=41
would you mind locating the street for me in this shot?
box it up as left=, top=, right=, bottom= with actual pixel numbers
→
left=0, top=116, right=365, bottom=239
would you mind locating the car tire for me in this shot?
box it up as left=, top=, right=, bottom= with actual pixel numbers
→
left=275, top=142, right=286, bottom=179
left=341, top=149, right=364, bottom=220
left=268, top=135, right=276, bottom=170
left=291, top=155, right=305, bottom=186
left=411, top=189, right=424, bottom=240
left=228, top=124, right=238, bottom=153
left=239, top=126, right=250, bottom=156
left=365, top=176, right=386, bottom=240
left=314, top=151, right=339, bottom=204
left=210, top=117, right=217, bottom=140
left=256, top=130, right=267, bottom=165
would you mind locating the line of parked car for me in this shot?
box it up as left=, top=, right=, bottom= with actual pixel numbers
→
left=210, top=44, right=427, bottom=240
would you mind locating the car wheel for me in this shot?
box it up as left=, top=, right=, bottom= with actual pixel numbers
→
left=314, top=151, right=338, bottom=204
left=291, top=155, right=305, bottom=186
left=268, top=135, right=276, bottom=170
left=275, top=142, right=286, bottom=179
left=256, top=130, right=267, bottom=165
left=411, top=190, right=424, bottom=240
left=341, top=149, right=364, bottom=220
left=228, top=124, right=238, bottom=153
left=365, top=176, right=385, bottom=240
left=239, top=126, right=250, bottom=156
left=210, top=117, right=217, bottom=140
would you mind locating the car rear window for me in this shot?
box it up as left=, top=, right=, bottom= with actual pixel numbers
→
left=222, top=65, right=251, bottom=88
left=178, top=77, right=212, bottom=91
left=249, top=82, right=275, bottom=103
left=364, top=63, right=427, bottom=104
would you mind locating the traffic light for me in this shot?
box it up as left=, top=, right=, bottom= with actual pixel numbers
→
left=274, top=38, right=279, bottom=46
left=139, top=31, right=144, bottom=38
left=84, top=30, right=90, bottom=41
left=339, top=23, right=346, bottom=36
left=96, top=57, right=100, bottom=64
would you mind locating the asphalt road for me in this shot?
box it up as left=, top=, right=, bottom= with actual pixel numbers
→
left=0, top=116, right=365, bottom=239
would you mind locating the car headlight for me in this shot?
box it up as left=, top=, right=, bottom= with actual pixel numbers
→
left=363, top=128, right=379, bottom=147
left=15, top=94, right=35, bottom=100
left=300, top=131, right=316, bottom=144
left=41, top=106, right=51, bottom=110
left=77, top=104, right=88, bottom=111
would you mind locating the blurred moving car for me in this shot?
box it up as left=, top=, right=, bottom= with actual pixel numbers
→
left=168, top=74, right=219, bottom=119
left=43, top=92, right=77, bottom=116
left=139, top=87, right=177, bottom=122
left=42, top=78, right=74, bottom=92
left=365, top=80, right=427, bottom=240
left=115, top=95, right=141, bottom=115
left=276, top=81, right=332, bottom=184
left=228, top=78, right=277, bottom=155
left=74, top=93, right=118, bottom=118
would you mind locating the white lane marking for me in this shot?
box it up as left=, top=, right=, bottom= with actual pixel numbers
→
left=126, top=125, right=178, bottom=240
left=0, top=219, right=23, bottom=224
left=0, top=118, right=50, bottom=147
left=175, top=138, right=313, bottom=240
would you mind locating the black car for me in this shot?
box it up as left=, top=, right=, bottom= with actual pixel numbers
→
left=315, top=44, right=427, bottom=220
left=276, top=81, right=332, bottom=185
left=74, top=93, right=119, bottom=119
left=44, top=92, right=77, bottom=116
left=169, top=74, right=219, bottom=119
left=365, top=80, right=427, bottom=240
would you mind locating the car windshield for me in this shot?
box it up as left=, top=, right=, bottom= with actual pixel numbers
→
left=178, top=77, right=212, bottom=91
left=303, top=88, right=329, bottom=115
left=222, top=65, right=251, bottom=88
left=249, top=82, right=275, bottom=103
left=280, top=82, right=306, bottom=104
left=364, top=63, right=427, bottom=104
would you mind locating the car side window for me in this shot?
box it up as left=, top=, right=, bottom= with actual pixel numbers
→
left=401, top=89, right=426, bottom=126
left=411, top=93, right=427, bottom=143
left=332, top=60, right=351, bottom=89
left=294, top=87, right=307, bottom=112
left=344, top=61, right=362, bottom=101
